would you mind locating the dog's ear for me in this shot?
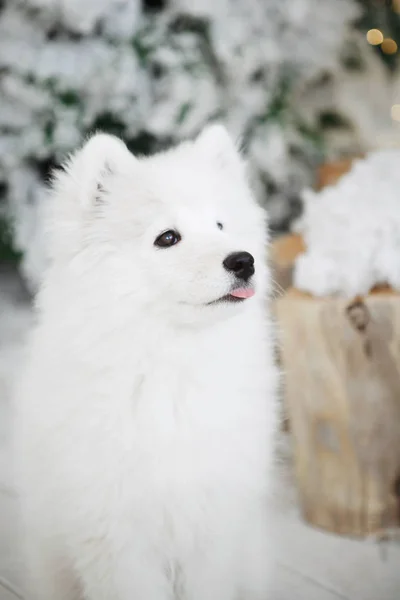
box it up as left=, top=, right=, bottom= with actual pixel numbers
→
left=59, top=132, right=136, bottom=209
left=46, top=133, right=136, bottom=260
left=195, top=124, right=244, bottom=173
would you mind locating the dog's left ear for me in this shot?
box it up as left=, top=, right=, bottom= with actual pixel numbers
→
left=195, top=124, right=244, bottom=173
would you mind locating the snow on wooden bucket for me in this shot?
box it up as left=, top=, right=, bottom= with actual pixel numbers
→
left=272, top=151, right=400, bottom=537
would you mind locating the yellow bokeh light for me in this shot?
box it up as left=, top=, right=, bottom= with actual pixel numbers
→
left=381, top=38, right=398, bottom=54
left=391, top=104, right=400, bottom=122
left=366, top=29, right=383, bottom=45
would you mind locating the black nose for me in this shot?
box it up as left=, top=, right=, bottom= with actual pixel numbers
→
left=223, top=251, right=255, bottom=282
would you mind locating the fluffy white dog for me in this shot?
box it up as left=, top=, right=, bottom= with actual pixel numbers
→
left=15, top=125, right=278, bottom=600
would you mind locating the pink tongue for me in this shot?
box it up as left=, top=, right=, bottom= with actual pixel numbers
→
left=230, top=287, right=255, bottom=299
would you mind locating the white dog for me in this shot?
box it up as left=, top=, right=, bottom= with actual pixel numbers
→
left=15, top=125, right=278, bottom=600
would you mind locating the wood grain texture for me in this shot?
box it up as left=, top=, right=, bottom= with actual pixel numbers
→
left=316, top=156, right=364, bottom=190
left=276, top=288, right=400, bottom=537
left=270, top=233, right=305, bottom=294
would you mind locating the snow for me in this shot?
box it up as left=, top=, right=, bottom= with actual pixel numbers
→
left=294, top=150, right=400, bottom=297
left=0, top=0, right=358, bottom=291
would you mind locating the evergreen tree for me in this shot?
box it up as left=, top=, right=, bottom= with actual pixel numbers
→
left=0, top=0, right=360, bottom=288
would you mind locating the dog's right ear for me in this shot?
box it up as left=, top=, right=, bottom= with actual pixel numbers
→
left=46, top=133, right=136, bottom=260
left=58, top=133, right=136, bottom=210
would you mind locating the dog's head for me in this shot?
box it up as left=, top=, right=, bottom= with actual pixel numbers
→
left=48, top=125, right=269, bottom=325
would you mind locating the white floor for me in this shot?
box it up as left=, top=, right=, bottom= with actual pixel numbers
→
left=1, top=267, right=400, bottom=600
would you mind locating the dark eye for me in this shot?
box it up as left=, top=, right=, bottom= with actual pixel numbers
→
left=154, top=229, right=181, bottom=248
left=217, top=222, right=223, bottom=230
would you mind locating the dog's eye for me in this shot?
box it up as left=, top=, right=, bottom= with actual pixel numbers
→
left=154, top=229, right=181, bottom=248
left=217, top=222, right=224, bottom=230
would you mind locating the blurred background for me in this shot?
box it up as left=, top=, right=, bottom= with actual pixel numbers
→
left=2, top=0, right=400, bottom=288
left=2, top=1, right=400, bottom=599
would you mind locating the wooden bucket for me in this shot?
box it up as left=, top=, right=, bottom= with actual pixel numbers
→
left=276, top=285, right=400, bottom=536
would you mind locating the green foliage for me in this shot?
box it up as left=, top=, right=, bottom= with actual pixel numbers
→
left=340, top=38, right=367, bottom=70
left=256, top=68, right=296, bottom=125
left=318, top=111, right=352, bottom=129
left=44, top=119, right=55, bottom=144
left=57, top=89, right=81, bottom=107
left=296, top=120, right=325, bottom=156
left=0, top=215, right=22, bottom=263
left=131, top=31, right=155, bottom=67
left=175, top=102, right=192, bottom=125
left=88, top=112, right=126, bottom=138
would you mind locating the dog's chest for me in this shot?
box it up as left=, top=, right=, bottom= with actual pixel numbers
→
left=127, top=344, right=263, bottom=486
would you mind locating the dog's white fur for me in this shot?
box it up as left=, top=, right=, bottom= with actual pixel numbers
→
left=15, top=125, right=278, bottom=600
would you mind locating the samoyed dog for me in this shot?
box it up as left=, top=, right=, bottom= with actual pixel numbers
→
left=15, top=125, right=278, bottom=600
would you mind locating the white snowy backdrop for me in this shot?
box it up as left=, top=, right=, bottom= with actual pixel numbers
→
left=1, top=0, right=400, bottom=290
